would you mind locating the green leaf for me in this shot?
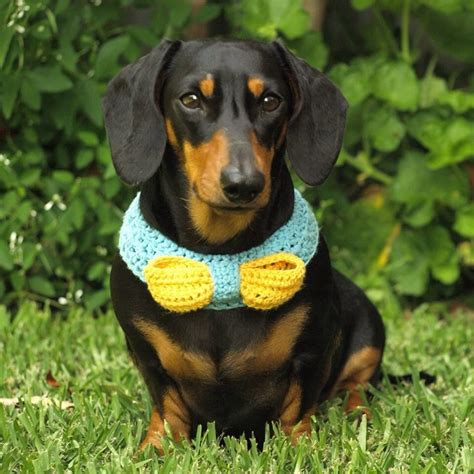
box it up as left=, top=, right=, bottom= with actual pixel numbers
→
left=229, top=0, right=274, bottom=39
left=169, top=2, right=192, bottom=28
left=127, top=25, right=158, bottom=46
left=423, top=226, right=459, bottom=284
left=76, top=150, right=94, bottom=169
left=407, top=113, right=474, bottom=168
left=58, top=200, right=83, bottom=230
left=403, top=201, right=435, bottom=228
left=372, top=61, right=420, bottom=111
left=424, top=226, right=456, bottom=267
left=52, top=170, right=74, bottom=185
left=23, top=148, right=44, bottom=164
left=87, top=262, right=106, bottom=281
left=419, top=76, right=447, bottom=108
left=48, top=92, right=78, bottom=133
left=363, top=103, right=405, bottom=152
left=428, top=120, right=474, bottom=168
left=85, top=289, right=110, bottom=311
left=0, top=163, right=17, bottom=188
left=390, top=225, right=460, bottom=287
left=58, top=41, right=78, bottom=73
left=195, top=4, right=222, bottom=23
left=97, top=144, right=111, bottom=166
left=0, top=302, right=7, bottom=327
left=351, top=0, right=375, bottom=9
left=419, top=0, right=464, bottom=14
left=329, top=56, right=382, bottom=106
left=0, top=241, right=13, bottom=271
left=432, top=254, right=459, bottom=284
left=76, top=80, right=103, bottom=127
left=458, top=241, right=474, bottom=266
left=22, top=243, right=37, bottom=271
left=1, top=74, right=20, bottom=119
left=20, top=168, right=41, bottom=186
left=391, top=152, right=469, bottom=209
left=15, top=201, right=32, bottom=224
left=420, top=9, right=474, bottom=63
left=438, top=90, right=474, bottom=113
left=289, top=32, right=328, bottom=69
left=103, top=178, right=120, bottom=198
left=10, top=272, right=25, bottom=291
left=454, top=204, right=474, bottom=237
left=324, top=195, right=396, bottom=277
left=278, top=7, right=310, bottom=39
left=29, top=276, right=56, bottom=297
left=55, top=0, right=71, bottom=15
left=67, top=200, right=85, bottom=229
left=26, top=66, right=73, bottom=93
left=95, top=35, right=130, bottom=80
left=389, top=231, right=430, bottom=296
left=20, top=77, right=41, bottom=110
left=406, top=111, right=445, bottom=150
left=0, top=26, right=14, bottom=69
left=77, top=131, right=99, bottom=146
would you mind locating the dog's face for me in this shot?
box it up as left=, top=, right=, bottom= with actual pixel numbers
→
left=103, top=39, right=347, bottom=240
left=161, top=42, right=291, bottom=212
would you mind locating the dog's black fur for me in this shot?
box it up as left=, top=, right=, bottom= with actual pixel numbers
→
left=103, top=39, right=385, bottom=449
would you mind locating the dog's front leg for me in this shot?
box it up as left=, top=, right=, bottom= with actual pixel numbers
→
left=278, top=379, right=316, bottom=442
left=140, top=385, right=191, bottom=453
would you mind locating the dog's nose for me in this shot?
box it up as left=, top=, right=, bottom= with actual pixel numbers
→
left=220, top=168, right=265, bottom=204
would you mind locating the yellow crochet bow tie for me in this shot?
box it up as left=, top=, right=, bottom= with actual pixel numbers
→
left=144, top=252, right=306, bottom=313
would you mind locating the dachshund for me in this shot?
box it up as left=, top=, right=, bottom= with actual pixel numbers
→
left=102, top=39, right=385, bottom=451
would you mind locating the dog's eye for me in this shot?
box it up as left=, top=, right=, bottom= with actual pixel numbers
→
left=262, top=94, right=281, bottom=112
left=181, top=93, right=201, bottom=109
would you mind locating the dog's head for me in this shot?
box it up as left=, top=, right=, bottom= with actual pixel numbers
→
left=103, top=39, right=347, bottom=211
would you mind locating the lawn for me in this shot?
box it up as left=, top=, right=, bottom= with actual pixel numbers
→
left=0, top=302, right=472, bottom=473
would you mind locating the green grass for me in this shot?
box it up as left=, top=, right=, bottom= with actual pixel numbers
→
left=0, top=302, right=472, bottom=473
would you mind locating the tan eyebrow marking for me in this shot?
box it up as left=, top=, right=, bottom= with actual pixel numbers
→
left=248, top=77, right=265, bottom=98
left=199, top=73, right=215, bottom=98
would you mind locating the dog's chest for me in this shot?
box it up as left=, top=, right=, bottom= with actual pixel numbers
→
left=133, top=304, right=309, bottom=383
left=133, top=306, right=309, bottom=424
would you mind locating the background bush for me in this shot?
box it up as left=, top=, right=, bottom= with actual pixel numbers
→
left=0, top=0, right=473, bottom=315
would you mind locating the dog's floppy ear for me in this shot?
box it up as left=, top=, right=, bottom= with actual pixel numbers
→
left=272, top=40, right=348, bottom=186
left=102, top=39, right=181, bottom=185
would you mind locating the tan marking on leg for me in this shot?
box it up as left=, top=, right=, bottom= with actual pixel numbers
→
left=279, top=380, right=302, bottom=433
left=278, top=379, right=315, bottom=442
left=344, top=384, right=370, bottom=415
left=290, top=408, right=315, bottom=442
left=248, top=77, right=265, bottom=98
left=133, top=318, right=216, bottom=382
left=333, top=346, right=381, bottom=414
left=140, top=407, right=164, bottom=452
left=222, top=305, right=309, bottom=377
left=199, top=73, right=214, bottom=98
left=140, top=388, right=191, bottom=452
left=162, top=386, right=191, bottom=438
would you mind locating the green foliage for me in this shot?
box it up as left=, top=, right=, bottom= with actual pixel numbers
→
left=0, top=0, right=188, bottom=310
left=0, top=0, right=472, bottom=312
left=317, top=1, right=474, bottom=309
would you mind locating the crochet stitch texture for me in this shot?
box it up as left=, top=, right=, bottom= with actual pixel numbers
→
left=119, top=189, right=319, bottom=311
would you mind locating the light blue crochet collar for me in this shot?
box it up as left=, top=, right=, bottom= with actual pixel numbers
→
left=119, top=189, right=319, bottom=310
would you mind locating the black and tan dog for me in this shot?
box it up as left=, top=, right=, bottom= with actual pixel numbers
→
left=103, top=39, right=385, bottom=451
